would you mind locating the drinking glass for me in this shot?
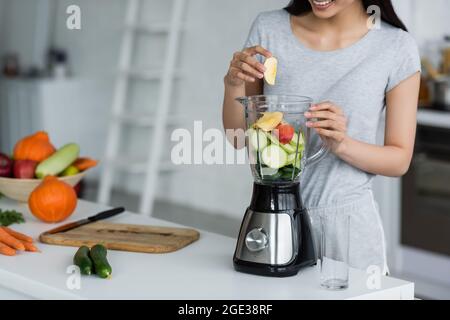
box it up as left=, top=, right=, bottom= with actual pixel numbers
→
left=320, top=214, right=350, bottom=290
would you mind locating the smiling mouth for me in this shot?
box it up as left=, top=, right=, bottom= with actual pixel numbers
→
left=311, top=0, right=336, bottom=10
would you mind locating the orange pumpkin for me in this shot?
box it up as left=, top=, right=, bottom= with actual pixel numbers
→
left=28, top=176, right=77, bottom=223
left=13, top=131, right=56, bottom=162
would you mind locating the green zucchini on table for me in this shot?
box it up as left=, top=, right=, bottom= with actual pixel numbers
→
left=73, top=244, right=112, bottom=278
left=90, top=244, right=112, bottom=279
left=73, top=246, right=93, bottom=275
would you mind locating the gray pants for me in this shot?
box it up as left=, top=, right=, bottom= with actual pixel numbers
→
left=307, top=191, right=388, bottom=275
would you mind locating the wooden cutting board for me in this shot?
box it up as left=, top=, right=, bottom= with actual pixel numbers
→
left=39, top=222, right=200, bottom=253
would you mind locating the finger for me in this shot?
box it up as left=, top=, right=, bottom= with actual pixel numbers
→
left=310, top=102, right=344, bottom=115
left=315, top=128, right=344, bottom=141
left=231, top=60, right=263, bottom=79
left=235, top=53, right=265, bottom=73
left=1, top=227, right=33, bottom=243
left=230, top=67, right=255, bottom=83
left=305, top=110, right=337, bottom=121
left=309, top=120, right=346, bottom=132
left=243, top=45, right=272, bottom=58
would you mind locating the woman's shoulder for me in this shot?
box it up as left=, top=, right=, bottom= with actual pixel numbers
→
left=252, top=9, right=288, bottom=29
left=376, top=22, right=418, bottom=50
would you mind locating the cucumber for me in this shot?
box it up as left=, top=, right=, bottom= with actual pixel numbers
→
left=73, top=246, right=93, bottom=275
left=279, top=141, right=297, bottom=154
left=290, top=132, right=299, bottom=147
left=35, top=143, right=80, bottom=178
left=90, top=244, right=112, bottom=279
left=290, top=131, right=305, bottom=149
left=263, top=131, right=297, bottom=154
left=262, top=171, right=283, bottom=180
left=287, top=152, right=302, bottom=169
left=261, top=145, right=288, bottom=169
left=248, top=129, right=268, bottom=151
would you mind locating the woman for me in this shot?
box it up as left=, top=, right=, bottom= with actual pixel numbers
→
left=222, top=0, right=421, bottom=274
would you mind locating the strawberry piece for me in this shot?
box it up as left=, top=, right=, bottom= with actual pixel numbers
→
left=274, top=124, right=295, bottom=144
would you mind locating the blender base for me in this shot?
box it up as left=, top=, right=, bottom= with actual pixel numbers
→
left=233, top=182, right=317, bottom=278
left=233, top=257, right=315, bottom=278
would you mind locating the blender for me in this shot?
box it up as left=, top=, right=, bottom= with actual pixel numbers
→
left=233, top=95, right=327, bottom=277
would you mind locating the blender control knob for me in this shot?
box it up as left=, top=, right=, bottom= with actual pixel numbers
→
left=245, top=228, right=268, bottom=252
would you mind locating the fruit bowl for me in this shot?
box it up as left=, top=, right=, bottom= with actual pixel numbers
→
left=0, top=172, right=86, bottom=203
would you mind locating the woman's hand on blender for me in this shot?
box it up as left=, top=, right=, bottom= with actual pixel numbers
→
left=225, top=46, right=272, bottom=87
left=305, top=102, right=349, bottom=154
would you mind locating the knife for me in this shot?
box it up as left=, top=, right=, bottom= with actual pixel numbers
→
left=41, top=207, right=125, bottom=235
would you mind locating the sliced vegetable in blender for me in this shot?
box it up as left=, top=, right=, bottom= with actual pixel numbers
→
left=254, top=112, right=283, bottom=132
left=263, top=57, right=278, bottom=85
left=290, top=131, right=305, bottom=149
left=263, top=131, right=297, bottom=154
left=287, top=152, right=301, bottom=169
left=261, top=145, right=288, bottom=169
left=248, top=129, right=268, bottom=151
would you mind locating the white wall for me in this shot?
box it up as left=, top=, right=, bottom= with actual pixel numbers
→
left=0, top=0, right=51, bottom=70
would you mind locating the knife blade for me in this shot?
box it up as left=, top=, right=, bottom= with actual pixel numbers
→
left=41, top=207, right=125, bottom=235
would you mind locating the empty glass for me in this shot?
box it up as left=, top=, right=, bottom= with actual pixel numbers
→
left=320, top=214, right=350, bottom=290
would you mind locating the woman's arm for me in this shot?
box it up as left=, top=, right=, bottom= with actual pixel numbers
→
left=222, top=46, right=271, bottom=139
left=306, top=72, right=420, bottom=177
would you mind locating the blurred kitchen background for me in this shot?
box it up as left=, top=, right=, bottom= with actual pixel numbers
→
left=0, top=0, right=449, bottom=299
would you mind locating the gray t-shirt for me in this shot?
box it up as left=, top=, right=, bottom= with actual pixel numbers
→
left=244, top=9, right=421, bottom=208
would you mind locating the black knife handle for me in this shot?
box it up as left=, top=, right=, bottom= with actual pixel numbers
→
left=88, top=207, right=125, bottom=222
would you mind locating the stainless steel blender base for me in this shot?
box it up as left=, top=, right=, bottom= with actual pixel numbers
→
left=234, top=209, right=297, bottom=266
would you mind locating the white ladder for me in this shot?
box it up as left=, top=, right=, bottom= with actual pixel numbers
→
left=98, top=0, right=186, bottom=215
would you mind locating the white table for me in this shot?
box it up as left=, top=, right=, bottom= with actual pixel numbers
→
left=0, top=198, right=414, bottom=300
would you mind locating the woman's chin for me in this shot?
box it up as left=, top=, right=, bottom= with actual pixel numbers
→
left=310, top=0, right=338, bottom=18
left=311, top=9, right=338, bottom=19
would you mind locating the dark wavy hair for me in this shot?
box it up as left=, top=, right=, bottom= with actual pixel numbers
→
left=285, top=0, right=407, bottom=31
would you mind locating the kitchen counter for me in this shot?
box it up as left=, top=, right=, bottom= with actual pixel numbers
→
left=0, top=198, right=414, bottom=300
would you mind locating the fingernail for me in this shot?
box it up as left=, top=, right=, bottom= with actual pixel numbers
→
left=310, top=105, right=317, bottom=110
left=306, top=121, right=313, bottom=127
left=305, top=112, right=311, bottom=117
left=258, top=73, right=264, bottom=79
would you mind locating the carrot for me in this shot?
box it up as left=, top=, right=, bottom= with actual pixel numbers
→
left=1, top=227, right=33, bottom=243
left=21, top=241, right=39, bottom=252
left=0, top=228, right=25, bottom=251
left=0, top=241, right=16, bottom=256
left=72, top=158, right=98, bottom=171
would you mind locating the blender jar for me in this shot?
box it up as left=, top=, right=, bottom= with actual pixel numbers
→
left=237, top=95, right=327, bottom=185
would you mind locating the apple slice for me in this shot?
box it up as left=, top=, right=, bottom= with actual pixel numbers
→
left=264, top=57, right=278, bottom=85
left=255, top=112, right=283, bottom=132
